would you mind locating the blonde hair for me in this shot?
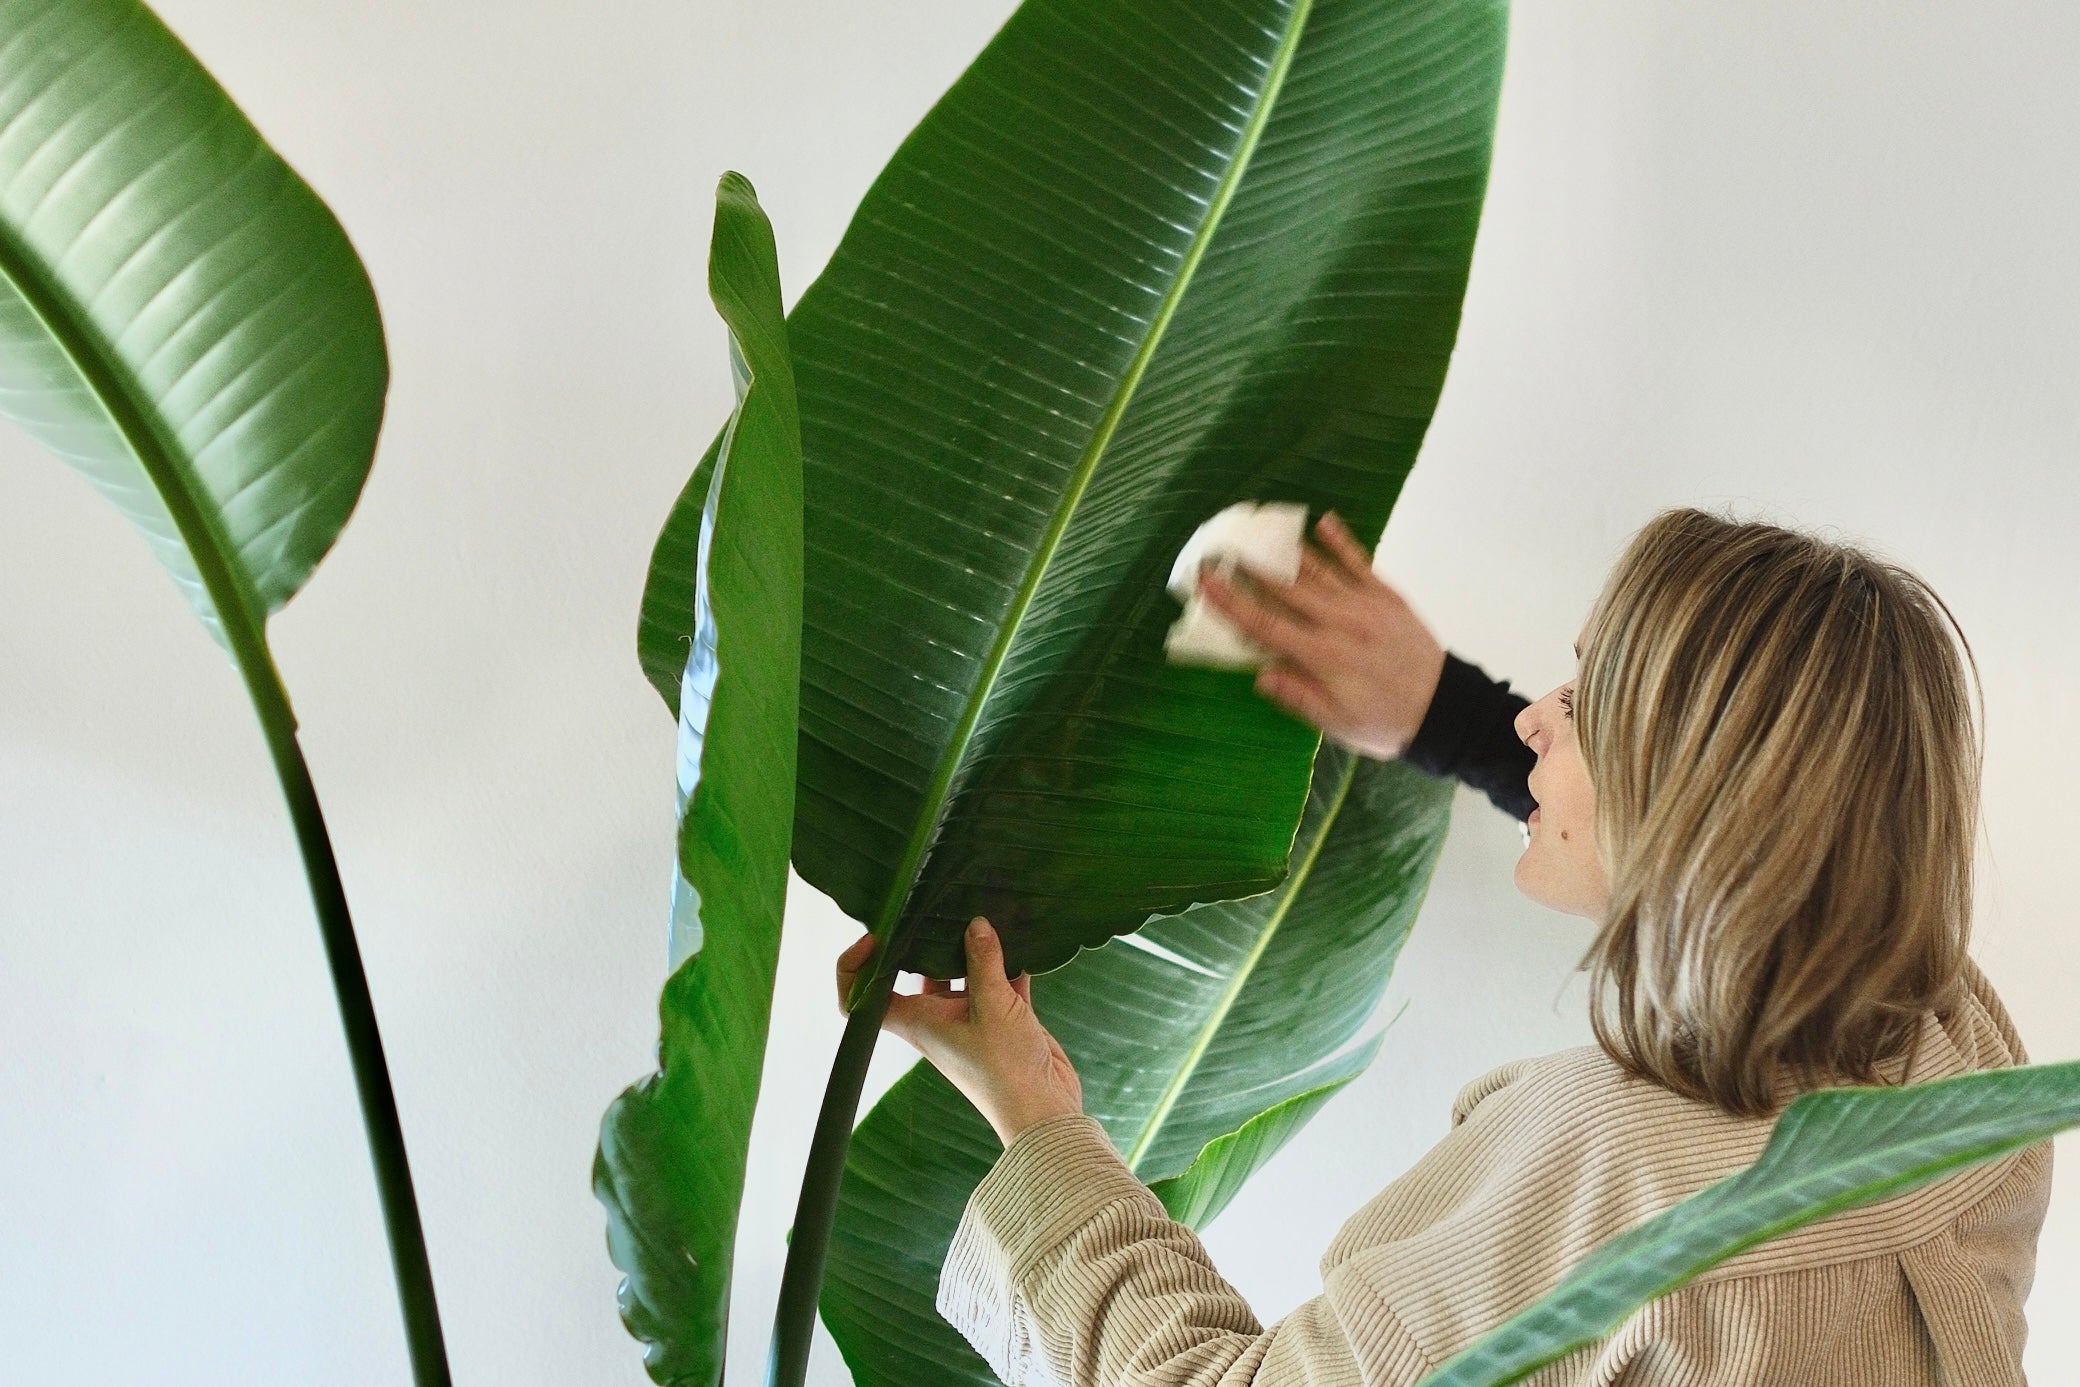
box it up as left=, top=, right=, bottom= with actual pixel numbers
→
left=1576, top=508, right=1983, bottom=1116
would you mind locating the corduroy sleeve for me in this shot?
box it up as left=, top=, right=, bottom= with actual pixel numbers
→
left=936, top=1113, right=1403, bottom=1387
left=932, top=981, right=2046, bottom=1387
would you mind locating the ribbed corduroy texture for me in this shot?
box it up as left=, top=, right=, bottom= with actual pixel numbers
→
left=938, top=963, right=2050, bottom=1386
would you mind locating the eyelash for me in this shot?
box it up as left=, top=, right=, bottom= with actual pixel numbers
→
left=1559, top=687, right=1574, bottom=719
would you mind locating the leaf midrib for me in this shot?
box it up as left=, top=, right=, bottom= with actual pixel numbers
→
left=1123, top=752, right=1356, bottom=1172
left=863, top=0, right=1322, bottom=954
left=1437, top=1073, right=2080, bottom=1385
left=0, top=194, right=269, bottom=647
left=1453, top=1143, right=2055, bottom=1387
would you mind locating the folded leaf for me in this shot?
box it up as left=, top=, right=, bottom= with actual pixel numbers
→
left=1148, top=1042, right=1381, bottom=1228
left=823, top=749, right=1454, bottom=1387
left=1418, top=1060, right=2080, bottom=1387
left=0, top=0, right=386, bottom=638
left=594, top=172, right=804, bottom=1387
left=638, top=0, right=1509, bottom=979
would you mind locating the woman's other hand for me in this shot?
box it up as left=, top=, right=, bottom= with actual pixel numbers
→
left=835, top=918, right=1083, bottom=1147
left=1197, top=510, right=1446, bottom=759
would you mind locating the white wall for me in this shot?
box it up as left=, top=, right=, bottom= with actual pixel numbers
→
left=1, top=2, right=2074, bottom=1383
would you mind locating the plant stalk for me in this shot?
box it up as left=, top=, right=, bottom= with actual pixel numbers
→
left=243, top=656, right=453, bottom=1387
left=767, top=964, right=896, bottom=1387
left=0, top=213, right=450, bottom=1385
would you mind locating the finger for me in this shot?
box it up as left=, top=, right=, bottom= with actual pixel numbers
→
left=835, top=932, right=876, bottom=1012
left=837, top=933, right=876, bottom=970
left=1297, top=540, right=1353, bottom=587
left=1316, top=511, right=1377, bottom=583
left=1199, top=567, right=1330, bottom=664
left=1284, top=547, right=1362, bottom=624
left=962, top=917, right=1016, bottom=1012
left=883, top=990, right=970, bottom=1050
left=1205, top=560, right=1315, bottom=626
left=1256, top=661, right=1341, bottom=731
left=1010, top=973, right=1032, bottom=1003
left=1299, top=539, right=1364, bottom=598
left=920, top=976, right=957, bottom=997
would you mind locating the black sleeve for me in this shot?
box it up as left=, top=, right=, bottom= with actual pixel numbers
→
left=1399, top=651, right=1536, bottom=822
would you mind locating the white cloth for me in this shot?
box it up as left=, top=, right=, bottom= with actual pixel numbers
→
left=1164, top=501, right=1309, bottom=669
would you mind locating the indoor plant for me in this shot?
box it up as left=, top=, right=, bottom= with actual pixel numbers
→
left=596, top=1, right=1512, bottom=1382
left=0, top=0, right=447, bottom=1381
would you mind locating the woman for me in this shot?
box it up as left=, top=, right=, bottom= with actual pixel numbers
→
left=834, top=507, right=2050, bottom=1385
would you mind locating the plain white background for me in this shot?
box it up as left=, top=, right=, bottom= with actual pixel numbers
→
left=2, top=1, right=2075, bottom=1382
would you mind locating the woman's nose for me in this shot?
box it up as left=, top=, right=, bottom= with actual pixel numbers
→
left=1515, top=704, right=1552, bottom=758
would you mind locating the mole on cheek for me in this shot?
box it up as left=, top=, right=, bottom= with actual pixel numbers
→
left=1560, top=830, right=1569, bottom=840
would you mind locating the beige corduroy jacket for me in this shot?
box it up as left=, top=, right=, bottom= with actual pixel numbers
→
left=937, top=963, right=2050, bottom=1386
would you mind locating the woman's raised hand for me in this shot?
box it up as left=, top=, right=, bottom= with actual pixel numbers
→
left=1197, top=510, right=1446, bottom=759
left=835, top=918, right=1083, bottom=1147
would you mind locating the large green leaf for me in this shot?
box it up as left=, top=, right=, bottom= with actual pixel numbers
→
left=0, top=5, right=447, bottom=1380
left=1046, top=752, right=1452, bottom=1183
left=0, top=0, right=386, bottom=638
left=823, top=749, right=1454, bottom=1387
left=639, top=0, right=1508, bottom=979
left=1418, top=1061, right=2080, bottom=1387
left=593, top=174, right=804, bottom=1387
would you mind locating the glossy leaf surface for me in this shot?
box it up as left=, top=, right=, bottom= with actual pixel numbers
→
left=1147, top=1043, right=1379, bottom=1228
left=0, top=0, right=386, bottom=638
left=639, top=0, right=1508, bottom=978
left=1419, top=1061, right=2080, bottom=1387
left=823, top=750, right=1454, bottom=1387
left=594, top=174, right=804, bottom=1387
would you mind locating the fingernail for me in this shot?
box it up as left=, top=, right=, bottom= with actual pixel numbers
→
left=968, top=917, right=987, bottom=938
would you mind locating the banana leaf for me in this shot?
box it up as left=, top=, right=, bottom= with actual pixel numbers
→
left=0, top=0, right=385, bottom=638
left=0, top=2, right=440, bottom=1380
left=631, top=0, right=1508, bottom=1377
left=1418, top=1060, right=2080, bottom=1387
left=0, top=0, right=451, bottom=1380
left=822, top=749, right=1454, bottom=1387
left=1147, top=1060, right=1380, bottom=1228
left=638, top=0, right=1509, bottom=980
left=593, top=173, right=804, bottom=1387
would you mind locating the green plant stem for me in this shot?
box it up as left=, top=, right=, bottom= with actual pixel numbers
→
left=0, top=218, right=450, bottom=1387
left=207, top=583, right=451, bottom=1386
left=249, top=676, right=453, bottom=1387
left=768, top=965, right=897, bottom=1387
